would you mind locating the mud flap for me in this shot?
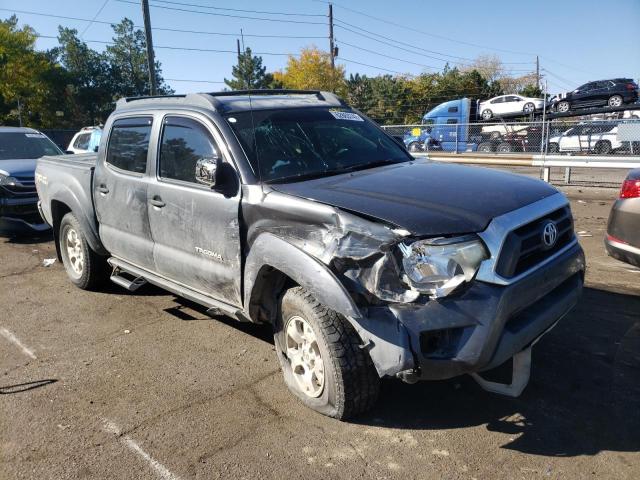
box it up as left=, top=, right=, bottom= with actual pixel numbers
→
left=470, top=347, right=532, bottom=397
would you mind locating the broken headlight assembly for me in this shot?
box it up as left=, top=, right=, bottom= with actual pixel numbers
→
left=398, top=235, right=489, bottom=298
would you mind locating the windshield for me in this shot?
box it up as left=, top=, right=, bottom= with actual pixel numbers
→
left=224, top=107, right=411, bottom=183
left=0, top=132, right=63, bottom=160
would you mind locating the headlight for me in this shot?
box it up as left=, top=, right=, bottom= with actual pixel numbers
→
left=398, top=236, right=488, bottom=298
left=0, top=174, right=19, bottom=186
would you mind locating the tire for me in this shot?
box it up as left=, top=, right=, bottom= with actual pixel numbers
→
left=595, top=140, right=612, bottom=154
left=557, top=101, right=570, bottom=113
left=548, top=142, right=560, bottom=153
left=489, top=131, right=502, bottom=140
left=477, top=142, right=494, bottom=153
left=497, top=142, right=514, bottom=153
left=407, top=142, right=422, bottom=153
left=608, top=95, right=623, bottom=107
left=274, top=286, right=380, bottom=420
left=481, top=109, right=493, bottom=120
left=59, top=213, right=107, bottom=290
left=523, top=102, right=536, bottom=115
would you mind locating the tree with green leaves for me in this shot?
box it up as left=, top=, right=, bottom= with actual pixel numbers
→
left=0, top=15, right=66, bottom=127
left=106, top=18, right=172, bottom=97
left=225, top=47, right=278, bottom=90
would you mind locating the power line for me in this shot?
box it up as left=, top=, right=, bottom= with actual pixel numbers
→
left=34, top=34, right=297, bottom=57
left=80, top=0, right=110, bottom=38
left=313, top=0, right=534, bottom=56
left=3, top=8, right=325, bottom=39
left=115, top=0, right=327, bottom=25
left=150, top=0, right=325, bottom=17
left=340, top=41, right=439, bottom=71
left=339, top=57, right=408, bottom=75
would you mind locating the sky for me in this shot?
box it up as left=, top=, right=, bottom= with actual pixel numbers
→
left=3, top=0, right=640, bottom=96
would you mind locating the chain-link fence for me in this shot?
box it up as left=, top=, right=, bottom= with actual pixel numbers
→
left=382, top=119, right=640, bottom=156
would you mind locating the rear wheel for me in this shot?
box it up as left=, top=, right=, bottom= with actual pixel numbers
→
left=481, top=109, right=493, bottom=120
left=59, top=213, right=107, bottom=290
left=497, top=142, right=514, bottom=153
left=523, top=102, right=536, bottom=115
left=595, top=140, right=612, bottom=154
left=608, top=95, right=623, bottom=107
left=557, top=101, right=570, bottom=113
left=274, top=286, right=380, bottom=419
left=548, top=142, right=560, bottom=153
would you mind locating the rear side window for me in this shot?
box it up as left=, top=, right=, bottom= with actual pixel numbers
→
left=73, top=133, right=91, bottom=150
left=106, top=117, right=152, bottom=174
left=158, top=116, right=219, bottom=183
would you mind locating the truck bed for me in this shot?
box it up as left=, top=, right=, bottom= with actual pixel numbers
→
left=36, top=153, right=101, bottom=251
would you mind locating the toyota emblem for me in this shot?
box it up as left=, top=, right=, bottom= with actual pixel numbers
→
left=542, top=221, right=558, bottom=248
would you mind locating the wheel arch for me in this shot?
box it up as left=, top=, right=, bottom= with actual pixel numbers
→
left=244, top=233, right=362, bottom=324
left=48, top=188, right=106, bottom=258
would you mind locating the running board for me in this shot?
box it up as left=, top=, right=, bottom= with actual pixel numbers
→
left=470, top=347, right=532, bottom=397
left=107, top=257, right=248, bottom=322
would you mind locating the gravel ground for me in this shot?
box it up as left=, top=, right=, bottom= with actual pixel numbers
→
left=1, top=186, right=639, bottom=480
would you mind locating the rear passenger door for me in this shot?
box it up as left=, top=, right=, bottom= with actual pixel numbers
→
left=147, top=114, right=242, bottom=307
left=94, top=116, right=156, bottom=271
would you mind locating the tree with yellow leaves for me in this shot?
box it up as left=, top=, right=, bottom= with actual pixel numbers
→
left=273, top=46, right=347, bottom=96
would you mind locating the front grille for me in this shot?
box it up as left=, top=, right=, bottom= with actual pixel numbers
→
left=495, top=207, right=574, bottom=278
left=1, top=175, right=36, bottom=196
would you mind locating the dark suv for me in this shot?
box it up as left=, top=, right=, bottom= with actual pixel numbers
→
left=553, top=78, right=638, bottom=113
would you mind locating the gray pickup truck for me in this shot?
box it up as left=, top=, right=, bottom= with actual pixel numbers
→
left=36, top=90, right=585, bottom=419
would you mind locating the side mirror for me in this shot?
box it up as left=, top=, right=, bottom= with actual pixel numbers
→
left=195, top=155, right=221, bottom=187
left=65, top=150, right=75, bottom=154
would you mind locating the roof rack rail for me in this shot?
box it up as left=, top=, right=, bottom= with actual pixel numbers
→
left=209, top=89, right=346, bottom=105
left=115, top=94, right=215, bottom=110
left=209, top=89, right=323, bottom=98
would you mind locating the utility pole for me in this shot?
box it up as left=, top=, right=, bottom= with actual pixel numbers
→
left=329, top=3, right=335, bottom=70
left=236, top=38, right=243, bottom=89
left=140, top=0, right=157, bottom=95
left=536, top=55, right=540, bottom=91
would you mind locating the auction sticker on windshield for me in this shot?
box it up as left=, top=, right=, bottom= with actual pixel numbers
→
left=329, top=110, right=364, bottom=121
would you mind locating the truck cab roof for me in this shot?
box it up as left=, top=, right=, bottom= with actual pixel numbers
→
left=115, top=90, right=346, bottom=114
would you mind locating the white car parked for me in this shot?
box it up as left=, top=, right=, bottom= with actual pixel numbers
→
left=66, top=126, right=102, bottom=154
left=548, top=123, right=622, bottom=154
left=479, top=95, right=545, bottom=120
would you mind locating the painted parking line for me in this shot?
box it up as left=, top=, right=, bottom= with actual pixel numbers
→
left=0, top=327, right=37, bottom=360
left=102, top=419, right=181, bottom=480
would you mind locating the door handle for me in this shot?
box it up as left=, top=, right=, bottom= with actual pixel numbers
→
left=97, top=185, right=109, bottom=194
left=149, top=196, right=166, bottom=208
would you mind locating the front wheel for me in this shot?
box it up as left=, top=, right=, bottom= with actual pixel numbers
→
left=274, top=286, right=380, bottom=420
left=523, top=102, right=536, bottom=115
left=595, top=140, right=612, bottom=154
left=59, top=213, right=107, bottom=290
left=477, top=142, right=495, bottom=153
left=481, top=109, right=493, bottom=120
left=557, top=101, right=570, bottom=113
left=407, top=142, right=422, bottom=153
left=548, top=142, right=560, bottom=153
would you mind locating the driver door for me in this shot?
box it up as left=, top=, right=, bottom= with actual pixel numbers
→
left=146, top=114, right=242, bottom=306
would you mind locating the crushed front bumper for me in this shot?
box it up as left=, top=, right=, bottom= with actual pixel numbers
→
left=360, top=241, right=585, bottom=381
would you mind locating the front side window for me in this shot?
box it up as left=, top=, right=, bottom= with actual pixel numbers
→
left=224, top=107, right=411, bottom=183
left=158, top=116, right=219, bottom=183
left=105, top=117, right=152, bottom=174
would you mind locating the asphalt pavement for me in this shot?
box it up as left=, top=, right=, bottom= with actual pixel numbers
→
left=1, top=185, right=639, bottom=480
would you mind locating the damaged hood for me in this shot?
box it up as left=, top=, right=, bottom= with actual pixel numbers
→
left=271, top=160, right=558, bottom=236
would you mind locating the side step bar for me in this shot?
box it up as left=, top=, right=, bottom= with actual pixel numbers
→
left=110, top=269, right=147, bottom=292
left=106, top=257, right=250, bottom=322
